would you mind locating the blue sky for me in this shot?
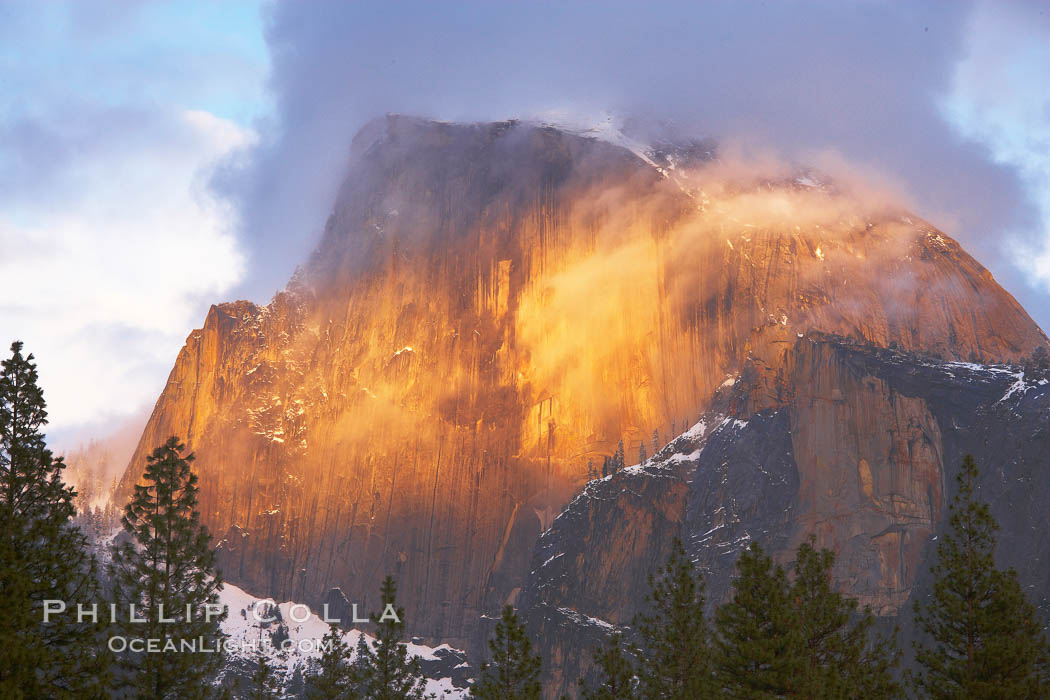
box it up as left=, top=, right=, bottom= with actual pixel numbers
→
left=1, top=0, right=1048, bottom=440
left=0, top=2, right=267, bottom=120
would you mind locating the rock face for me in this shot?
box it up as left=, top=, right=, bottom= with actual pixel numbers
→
left=119, top=117, right=1047, bottom=665
left=519, top=335, right=1050, bottom=697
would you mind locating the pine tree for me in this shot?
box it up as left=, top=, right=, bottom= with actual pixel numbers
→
left=470, top=604, right=542, bottom=700
left=615, top=440, right=625, bottom=473
left=306, top=623, right=357, bottom=699
left=269, top=604, right=290, bottom=648
left=91, top=504, right=105, bottom=544
left=791, top=538, right=900, bottom=698
left=579, top=632, right=636, bottom=700
left=633, top=537, right=713, bottom=699
left=714, top=541, right=801, bottom=698
left=651, top=429, right=659, bottom=455
left=108, top=436, right=227, bottom=698
left=354, top=575, right=427, bottom=699
left=0, top=341, right=109, bottom=698
left=247, top=650, right=281, bottom=700
left=913, top=455, right=1050, bottom=698
left=1023, top=345, right=1050, bottom=378
left=638, top=442, right=647, bottom=465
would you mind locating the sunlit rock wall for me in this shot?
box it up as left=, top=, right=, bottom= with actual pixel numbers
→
left=119, top=117, right=1046, bottom=649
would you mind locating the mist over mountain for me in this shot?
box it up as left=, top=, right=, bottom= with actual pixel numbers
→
left=217, top=1, right=1050, bottom=339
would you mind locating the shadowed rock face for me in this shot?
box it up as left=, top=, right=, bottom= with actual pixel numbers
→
left=519, top=335, right=1050, bottom=698
left=118, top=117, right=1046, bottom=662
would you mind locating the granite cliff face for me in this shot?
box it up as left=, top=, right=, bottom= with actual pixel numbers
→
left=119, top=117, right=1047, bottom=665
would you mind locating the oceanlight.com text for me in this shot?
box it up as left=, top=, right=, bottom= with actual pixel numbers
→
left=106, top=636, right=333, bottom=654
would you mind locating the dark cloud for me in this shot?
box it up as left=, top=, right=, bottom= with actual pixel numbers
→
left=221, top=0, right=1046, bottom=331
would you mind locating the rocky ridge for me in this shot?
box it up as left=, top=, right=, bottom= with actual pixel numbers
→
left=518, top=333, right=1050, bottom=697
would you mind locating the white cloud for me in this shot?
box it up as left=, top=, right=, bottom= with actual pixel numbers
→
left=0, top=109, right=252, bottom=431
left=943, top=1, right=1050, bottom=288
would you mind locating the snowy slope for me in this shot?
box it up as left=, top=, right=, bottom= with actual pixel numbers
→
left=218, top=583, right=470, bottom=698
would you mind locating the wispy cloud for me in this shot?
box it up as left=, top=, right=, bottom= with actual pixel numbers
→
left=1, top=108, right=252, bottom=432
left=942, top=1, right=1050, bottom=289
